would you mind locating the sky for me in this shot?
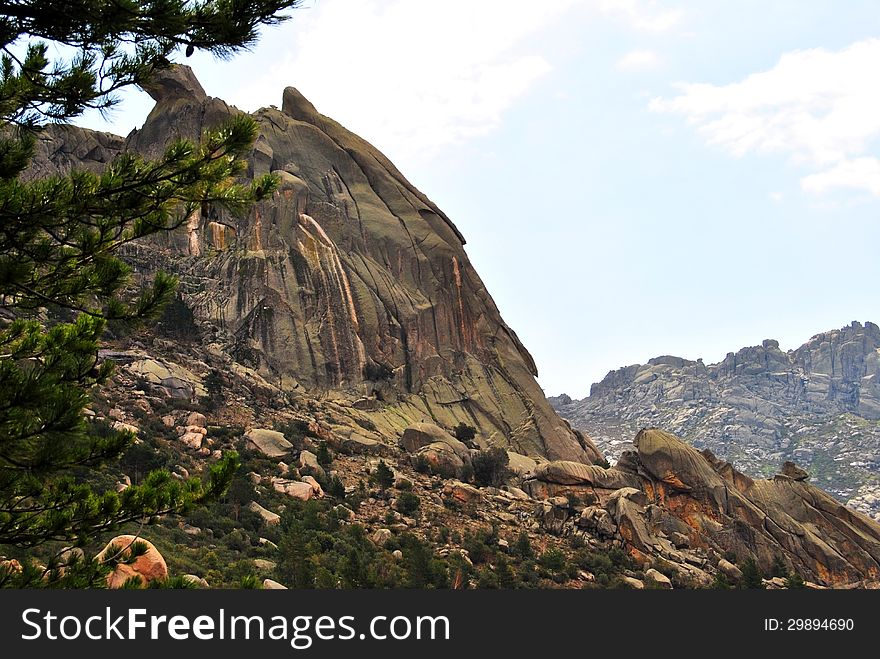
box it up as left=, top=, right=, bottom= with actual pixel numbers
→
left=76, top=0, right=880, bottom=398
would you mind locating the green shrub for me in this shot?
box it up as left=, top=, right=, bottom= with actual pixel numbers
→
left=711, top=572, right=733, bottom=589
left=739, top=558, right=765, bottom=589
left=413, top=455, right=431, bottom=474
left=463, top=528, right=497, bottom=565
left=785, top=571, right=806, bottom=589
left=363, top=362, right=394, bottom=381
left=453, top=422, right=477, bottom=444
left=770, top=554, right=788, bottom=578
left=495, top=555, right=517, bottom=589
left=372, top=461, right=395, bottom=490
left=316, top=441, right=333, bottom=468
left=472, top=447, right=510, bottom=487
left=395, top=492, right=421, bottom=516
left=327, top=475, right=346, bottom=499
left=513, top=532, right=534, bottom=560
left=538, top=547, right=567, bottom=573
left=477, top=566, right=500, bottom=589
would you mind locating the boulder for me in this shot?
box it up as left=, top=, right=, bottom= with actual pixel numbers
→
left=299, top=450, right=325, bottom=478
left=441, top=480, right=482, bottom=505
left=399, top=424, right=470, bottom=462
left=186, top=411, right=207, bottom=427
left=302, top=475, right=324, bottom=497
left=606, top=490, right=656, bottom=554
left=262, top=578, right=287, bottom=589
left=781, top=461, right=809, bottom=481
left=96, top=535, right=168, bottom=588
left=371, top=529, right=393, bottom=547
left=179, top=431, right=204, bottom=449
left=606, top=487, right=648, bottom=508
left=718, top=558, right=743, bottom=582
left=645, top=568, right=673, bottom=589
left=183, top=574, right=209, bottom=588
left=248, top=501, right=281, bottom=526
left=532, top=461, right=639, bottom=489
left=271, top=478, right=314, bottom=501
left=112, top=420, right=139, bottom=436
left=763, top=576, right=787, bottom=589
left=506, top=451, right=538, bottom=477
left=415, top=441, right=467, bottom=477
left=141, top=64, right=207, bottom=103
left=253, top=559, right=276, bottom=571
left=246, top=429, right=293, bottom=458
left=577, top=506, right=616, bottom=537
left=538, top=499, right=570, bottom=535
left=504, top=486, right=531, bottom=500
left=621, top=576, right=645, bottom=589
left=127, top=358, right=206, bottom=399
left=634, top=428, right=728, bottom=509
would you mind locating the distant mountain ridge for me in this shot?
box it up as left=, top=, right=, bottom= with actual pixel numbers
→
left=550, top=321, right=880, bottom=520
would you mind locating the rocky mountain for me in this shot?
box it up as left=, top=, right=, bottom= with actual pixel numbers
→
left=550, top=321, right=880, bottom=520
left=31, top=65, right=599, bottom=465
left=14, top=67, right=880, bottom=589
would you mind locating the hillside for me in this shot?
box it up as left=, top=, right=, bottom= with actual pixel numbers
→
left=6, top=67, right=880, bottom=589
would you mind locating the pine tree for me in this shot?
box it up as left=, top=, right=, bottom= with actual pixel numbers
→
left=770, top=554, right=788, bottom=578
left=373, top=460, right=395, bottom=490
left=784, top=570, right=806, bottom=589
left=0, top=0, right=300, bottom=581
left=316, top=441, right=332, bottom=468
left=739, top=557, right=765, bottom=589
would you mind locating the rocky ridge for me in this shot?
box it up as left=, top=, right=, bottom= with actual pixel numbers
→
left=550, top=321, right=880, bottom=520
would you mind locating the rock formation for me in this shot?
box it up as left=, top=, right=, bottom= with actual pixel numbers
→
left=96, top=535, right=168, bottom=588
left=30, top=65, right=598, bottom=465
left=526, top=428, right=880, bottom=586
left=551, top=321, right=880, bottom=519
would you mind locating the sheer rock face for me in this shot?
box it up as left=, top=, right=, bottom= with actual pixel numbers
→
left=528, top=428, right=880, bottom=586
left=32, top=65, right=598, bottom=464
left=552, top=321, right=880, bottom=516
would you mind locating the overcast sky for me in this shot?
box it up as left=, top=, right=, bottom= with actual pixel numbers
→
left=78, top=0, right=880, bottom=398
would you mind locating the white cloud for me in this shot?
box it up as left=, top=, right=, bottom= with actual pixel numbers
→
left=801, top=157, right=880, bottom=197
left=230, top=0, right=579, bottom=163
left=649, top=38, right=880, bottom=197
left=616, top=49, right=660, bottom=71
left=221, top=0, right=684, bottom=165
left=597, top=0, right=683, bottom=32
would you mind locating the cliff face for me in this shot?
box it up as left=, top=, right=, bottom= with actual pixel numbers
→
left=551, top=321, right=880, bottom=519
left=35, top=65, right=598, bottom=464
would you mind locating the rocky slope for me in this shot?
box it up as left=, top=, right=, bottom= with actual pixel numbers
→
left=550, top=321, right=880, bottom=520
left=41, top=350, right=879, bottom=589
